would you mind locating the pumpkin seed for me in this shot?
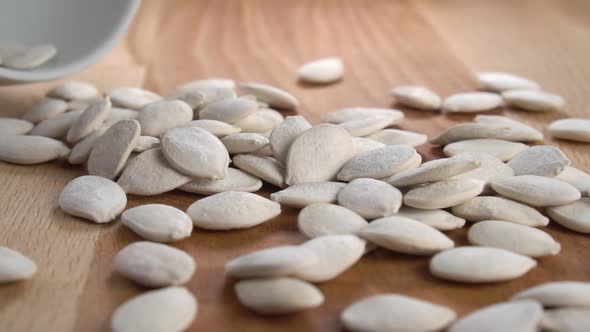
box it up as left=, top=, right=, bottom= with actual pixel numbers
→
left=503, top=89, right=565, bottom=112
left=199, top=96, right=258, bottom=123
left=474, top=114, right=543, bottom=141
left=297, top=203, right=368, bottom=238
left=512, top=281, right=590, bottom=308
left=547, top=198, right=590, bottom=234
left=239, top=82, right=298, bottom=110
left=387, top=157, right=480, bottom=187
left=68, top=128, right=107, bottom=165
left=29, top=110, right=82, bottom=138
left=233, top=154, right=286, bottom=188
left=297, top=57, right=344, bottom=84
left=0, top=135, right=69, bottom=164
left=352, top=137, right=386, bottom=155
left=491, top=175, right=581, bottom=207
left=555, top=166, right=590, bottom=196
left=225, top=245, right=318, bottom=278
left=102, top=107, right=139, bottom=128
left=404, top=179, right=485, bottom=209
left=443, top=92, right=502, bottom=113
left=121, top=204, right=193, bottom=242
left=221, top=133, right=269, bottom=154
left=233, top=108, right=284, bottom=133
left=338, top=113, right=399, bottom=137
left=548, top=118, right=590, bottom=142
left=173, top=82, right=235, bottom=111
left=449, top=300, right=542, bottom=332
left=477, top=72, right=540, bottom=92
left=181, top=119, right=241, bottom=137
left=133, top=136, right=160, bottom=152
left=3, top=44, right=56, bottom=69
left=451, top=152, right=515, bottom=192
left=367, top=128, right=428, bottom=147
left=138, top=99, right=193, bottom=136
left=47, top=81, right=99, bottom=100
left=443, top=139, right=528, bottom=161
left=0, top=246, right=37, bottom=283
left=395, top=206, right=466, bottom=231
left=66, top=97, right=111, bottom=143
left=338, top=178, right=402, bottom=219
left=337, top=144, right=417, bottom=181
left=541, top=308, right=590, bottom=332
left=23, top=98, right=68, bottom=123
left=271, top=182, right=345, bottom=208
left=451, top=196, right=549, bottom=227
left=269, top=115, right=312, bottom=164
left=323, top=107, right=404, bottom=125
left=391, top=85, right=441, bottom=111
left=430, top=123, right=516, bottom=145
left=0, top=118, right=33, bottom=135
left=507, top=145, right=569, bottom=176
left=179, top=167, right=262, bottom=195
left=88, top=120, right=140, bottom=180
left=107, top=87, right=162, bottom=110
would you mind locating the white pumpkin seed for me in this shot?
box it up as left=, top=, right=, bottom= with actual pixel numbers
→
left=341, top=294, right=457, bottom=332
left=294, top=235, right=365, bottom=282
left=444, top=139, right=528, bottom=161
left=225, top=245, right=318, bottom=278
left=3, top=44, right=56, bottom=69
left=431, top=123, right=518, bottom=145
left=451, top=152, right=515, bottom=191
left=507, top=145, right=570, bottom=176
left=114, top=242, right=195, bottom=287
left=221, top=132, right=269, bottom=154
left=474, top=114, right=543, bottom=142
left=161, top=127, right=229, bottom=178
left=235, top=277, right=324, bottom=315
left=239, top=82, right=298, bottom=110
left=468, top=220, right=560, bottom=257
left=111, top=286, right=197, bottom=332
left=555, top=166, right=590, bottom=196
left=0, top=135, right=69, bottom=164
left=107, top=87, right=162, bottom=110
left=23, top=98, right=68, bottom=123
left=387, top=157, right=480, bottom=187
left=391, top=85, right=441, bottom=111
left=503, top=89, right=565, bottom=112
left=181, top=119, right=241, bottom=137
left=395, top=206, right=466, bottom=231
left=176, top=78, right=235, bottom=91
left=47, top=81, right=99, bottom=100
left=512, top=281, right=590, bottom=307
left=198, top=96, right=258, bottom=123
left=443, top=92, right=502, bottom=113
left=102, top=107, right=139, bottom=128
left=322, top=107, right=404, bottom=124
left=59, top=175, right=127, bottom=223
left=367, top=128, right=428, bottom=147
left=271, top=182, right=346, bottom=208
left=337, top=178, right=402, bottom=219
left=547, top=198, right=590, bottom=234
left=68, top=128, right=107, bottom=165
left=351, top=137, right=386, bottom=155
left=179, top=167, right=262, bottom=195
left=0, top=118, right=33, bottom=135
left=548, top=118, right=590, bottom=143
left=404, top=179, right=485, bottom=210
left=297, top=203, right=368, bottom=238
left=451, top=196, right=549, bottom=226
left=233, top=108, right=284, bottom=133
left=66, top=97, right=111, bottom=143
left=117, top=148, right=192, bottom=196
left=337, top=144, right=417, bottom=181
left=66, top=97, right=101, bottom=111
left=430, top=246, right=537, bottom=283
left=477, top=72, right=540, bottom=92
left=269, top=115, right=312, bottom=164
left=491, top=175, right=581, bottom=207
left=173, top=82, right=235, bottom=111
left=449, top=300, right=542, bottom=332
left=297, top=57, right=343, bottom=84
left=138, top=99, right=193, bottom=136
left=541, top=308, right=590, bottom=332
left=88, top=120, right=140, bottom=180
left=0, top=246, right=37, bottom=283
left=359, top=216, right=454, bottom=255
left=286, top=124, right=355, bottom=185
left=29, top=110, right=82, bottom=138
left=121, top=204, right=193, bottom=242
left=133, top=136, right=160, bottom=152
left=233, top=154, right=286, bottom=188
left=338, top=113, right=399, bottom=137
left=187, top=191, right=281, bottom=230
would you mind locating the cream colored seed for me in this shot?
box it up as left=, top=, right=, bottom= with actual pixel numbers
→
left=0, top=246, right=37, bottom=283
left=107, top=87, right=162, bottom=110
left=68, top=128, right=107, bottom=165
left=133, top=136, right=160, bottom=153
left=0, top=118, right=33, bottom=135
left=338, top=113, right=399, bottom=137
left=337, top=144, right=417, bottom=181
left=555, top=166, right=590, bottom=196
left=297, top=203, right=368, bottom=238
left=29, top=110, right=82, bottom=139
left=367, top=128, right=428, bottom=147
left=449, top=300, right=542, bottom=332
left=179, top=167, right=262, bottom=195
left=548, top=118, right=590, bottom=142
left=507, top=145, right=570, bottom=177
left=541, top=308, right=590, bottom=332
left=199, top=96, right=258, bottom=124
left=403, top=179, right=485, bottom=210
left=221, top=133, right=269, bottom=154
left=337, top=178, right=402, bottom=219
left=66, top=97, right=111, bottom=143
left=502, top=89, right=565, bottom=112
left=491, top=175, right=581, bottom=207
left=239, top=82, right=298, bottom=110
left=451, top=152, right=515, bottom=192
left=430, top=123, right=527, bottom=145
left=395, top=206, right=466, bottom=231
left=391, top=85, right=441, bottom=111
left=121, top=204, right=193, bottom=243
left=3, top=44, right=57, bottom=69
left=387, top=156, right=480, bottom=187
left=443, top=139, right=529, bottom=161
left=474, top=114, right=544, bottom=142
left=102, top=108, right=139, bottom=128
left=352, top=137, right=386, bottom=155
left=23, top=98, right=68, bottom=123
left=271, top=182, right=346, bottom=208
left=137, top=99, right=193, bottom=136
left=181, top=119, right=241, bottom=137
left=322, top=107, right=404, bottom=125
left=297, top=57, right=344, bottom=84
left=225, top=245, right=318, bottom=278
left=233, top=154, right=286, bottom=188
left=451, top=196, right=549, bottom=226
left=47, top=81, right=99, bottom=100
left=0, top=135, right=69, bottom=165
left=269, top=115, right=312, bottom=164
left=233, top=108, right=284, bottom=133
left=477, top=72, right=540, bottom=92
left=546, top=198, right=590, bottom=234
left=512, top=281, right=590, bottom=308
left=88, top=119, right=140, bottom=180
left=443, top=92, right=502, bottom=113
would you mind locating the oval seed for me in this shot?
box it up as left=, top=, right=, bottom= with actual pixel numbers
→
left=451, top=196, right=549, bottom=226
left=391, top=85, right=441, bottom=111
left=297, top=57, right=343, bottom=84
left=297, top=203, right=368, bottom=238
left=233, top=154, right=286, bottom=188
left=271, top=182, right=346, bottom=208
left=395, top=206, right=466, bottom=231
left=59, top=175, right=127, bottom=223
left=47, top=81, right=99, bottom=100
left=181, top=119, right=241, bottom=137
left=0, top=135, right=69, bottom=164
left=88, top=120, right=140, bottom=180
left=322, top=107, right=404, bottom=124
left=161, top=127, right=230, bottom=179
left=548, top=118, right=590, bottom=143
left=477, top=72, right=540, bottom=92
left=338, top=112, right=399, bottom=137
left=338, top=178, right=402, bottom=219
left=133, top=136, right=160, bottom=152
left=341, top=294, right=457, bottom=332
left=367, top=128, right=428, bottom=147
left=138, top=99, right=193, bottom=136
left=443, top=139, right=528, bottom=161
left=173, top=79, right=235, bottom=110
left=269, top=115, right=312, bottom=164
left=507, top=145, right=570, bottom=177
left=235, top=277, right=324, bottom=315
left=187, top=191, right=281, bottom=230
left=117, top=148, right=192, bottom=196
left=451, top=152, right=514, bottom=191
left=102, top=108, right=139, bottom=128
left=359, top=216, right=454, bottom=255
left=295, top=235, right=365, bottom=282
left=66, top=97, right=111, bottom=143
left=429, top=246, right=537, bottom=283
left=225, top=245, right=318, bottom=278
left=404, top=179, right=485, bottom=210
left=29, top=110, right=82, bottom=138
left=0, top=246, right=37, bottom=283
left=387, top=157, right=480, bottom=187
left=474, top=114, right=544, bottom=142
left=430, top=123, right=521, bottom=145
left=449, top=300, right=542, bottom=332
left=0, top=118, right=33, bottom=135
left=107, top=87, right=162, bottom=110
left=512, top=281, right=590, bottom=308
left=541, top=308, right=590, bottom=332
left=121, top=204, right=193, bottom=242
left=555, top=166, right=590, bottom=196
left=111, top=286, right=197, bottom=332
left=199, top=96, right=258, bottom=124
left=352, top=137, right=386, bottom=155
left=24, top=98, right=68, bottom=123
left=239, top=82, right=298, bottom=109
left=221, top=133, right=269, bottom=154
left=179, top=167, right=262, bottom=195
left=502, top=89, right=565, bottom=112
left=68, top=128, right=107, bottom=165
left=286, top=124, right=355, bottom=185
left=547, top=198, right=590, bottom=234
left=114, top=242, right=195, bottom=287
left=491, top=175, right=581, bottom=207
left=3, top=44, right=56, bottom=69
left=443, top=92, right=502, bottom=113
left=337, top=145, right=417, bottom=181
left=468, top=220, right=560, bottom=257
left=233, top=108, right=284, bottom=133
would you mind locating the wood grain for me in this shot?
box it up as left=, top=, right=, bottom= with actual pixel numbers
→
left=0, top=1, right=589, bottom=331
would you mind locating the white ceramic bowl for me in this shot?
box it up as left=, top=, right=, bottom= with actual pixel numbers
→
left=0, top=0, right=141, bottom=84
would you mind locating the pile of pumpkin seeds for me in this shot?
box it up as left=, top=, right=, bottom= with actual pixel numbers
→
left=1, top=57, right=590, bottom=331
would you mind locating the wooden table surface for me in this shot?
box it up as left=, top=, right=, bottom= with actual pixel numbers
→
left=1, top=1, right=590, bottom=331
